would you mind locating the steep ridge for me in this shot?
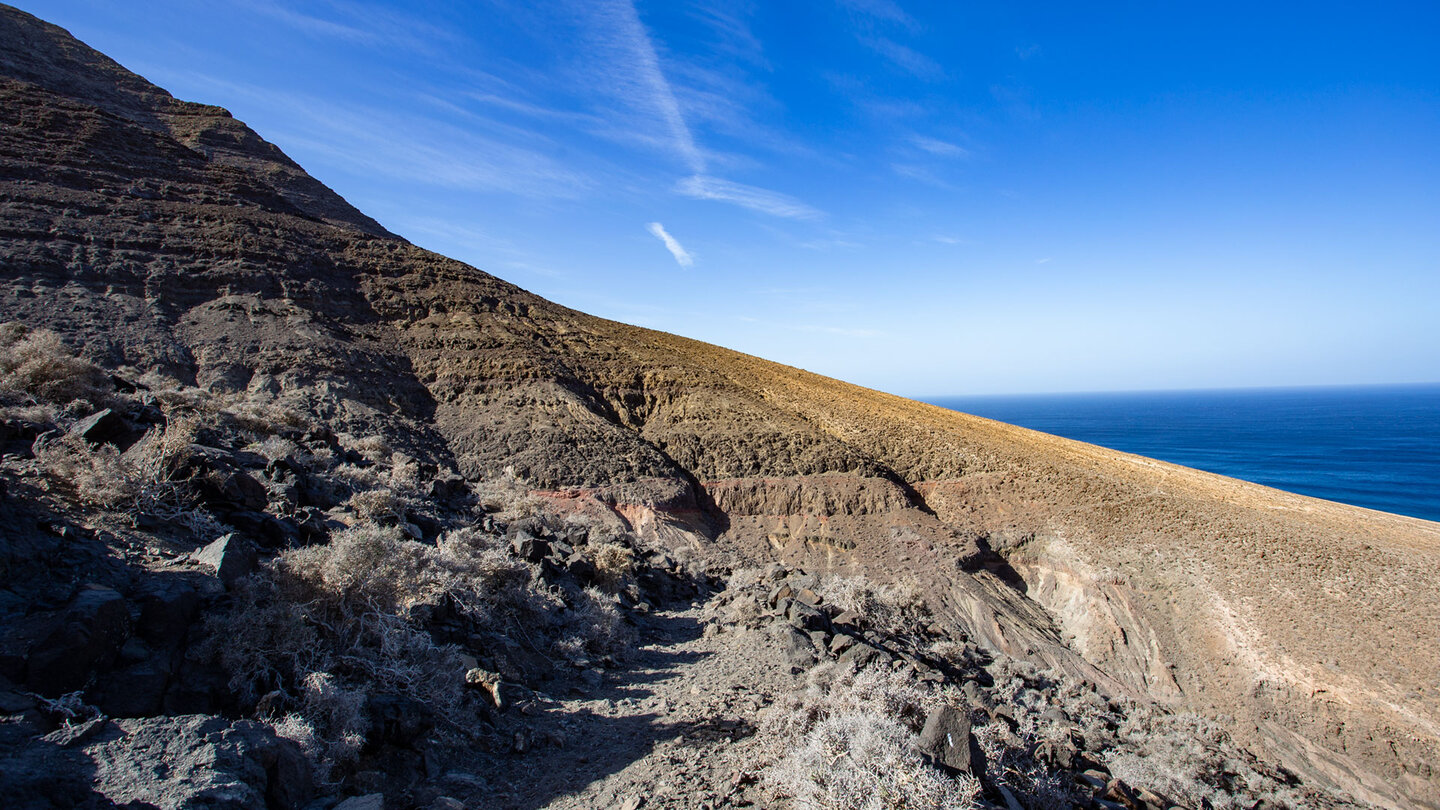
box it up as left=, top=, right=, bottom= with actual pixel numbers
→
left=1, top=6, right=1436, bottom=807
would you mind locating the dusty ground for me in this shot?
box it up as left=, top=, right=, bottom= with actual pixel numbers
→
left=474, top=604, right=787, bottom=810
left=1, top=5, right=1436, bottom=807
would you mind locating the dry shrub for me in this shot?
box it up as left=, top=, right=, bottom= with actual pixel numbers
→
left=205, top=575, right=324, bottom=705
left=0, top=324, right=108, bottom=405
left=34, top=414, right=203, bottom=523
left=345, top=488, right=401, bottom=522
left=386, top=452, right=425, bottom=496
left=553, top=586, right=630, bottom=665
left=588, top=542, right=635, bottom=591
left=332, top=462, right=383, bottom=494
left=773, top=713, right=980, bottom=810
left=269, top=674, right=367, bottom=784
left=251, top=435, right=299, bottom=463
left=1105, top=711, right=1305, bottom=809
left=470, top=474, right=546, bottom=517
left=763, top=665, right=979, bottom=810
left=819, top=573, right=932, bottom=637
left=277, top=524, right=531, bottom=627
left=208, top=520, right=637, bottom=775
left=228, top=400, right=311, bottom=436
left=342, top=434, right=391, bottom=462
left=34, top=433, right=135, bottom=507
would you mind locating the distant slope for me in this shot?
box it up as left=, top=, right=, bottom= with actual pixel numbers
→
left=0, top=5, right=1435, bottom=807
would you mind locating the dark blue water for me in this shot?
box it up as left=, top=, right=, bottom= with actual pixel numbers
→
left=926, top=384, right=1440, bottom=523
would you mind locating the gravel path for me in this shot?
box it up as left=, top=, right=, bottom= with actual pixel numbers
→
left=476, top=602, right=799, bottom=810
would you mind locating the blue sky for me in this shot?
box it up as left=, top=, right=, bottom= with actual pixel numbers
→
left=18, top=0, right=1440, bottom=395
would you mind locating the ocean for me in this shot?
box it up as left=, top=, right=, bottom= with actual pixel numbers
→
left=925, top=384, right=1440, bottom=524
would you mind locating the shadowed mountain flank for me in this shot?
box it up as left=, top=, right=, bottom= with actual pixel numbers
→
left=1, top=6, right=1436, bottom=807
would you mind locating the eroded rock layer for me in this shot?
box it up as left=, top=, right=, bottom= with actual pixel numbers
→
left=1, top=6, right=1436, bottom=807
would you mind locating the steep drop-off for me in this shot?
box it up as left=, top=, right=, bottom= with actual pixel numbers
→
left=1, top=6, right=1436, bottom=807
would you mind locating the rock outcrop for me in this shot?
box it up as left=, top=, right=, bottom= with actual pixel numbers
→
left=0, top=5, right=1436, bottom=807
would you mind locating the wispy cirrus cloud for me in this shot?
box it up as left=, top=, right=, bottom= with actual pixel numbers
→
left=647, top=222, right=694, bottom=267
left=581, top=0, right=705, bottom=173
left=579, top=1, right=820, bottom=220
left=861, top=36, right=944, bottom=80
left=240, top=0, right=462, bottom=55
left=837, top=0, right=918, bottom=31
left=889, top=162, right=955, bottom=188
left=156, top=71, right=589, bottom=199
left=677, top=175, right=822, bottom=220
left=911, top=135, right=969, bottom=158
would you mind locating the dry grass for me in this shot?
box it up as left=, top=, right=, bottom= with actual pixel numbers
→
left=207, top=518, right=634, bottom=775
left=344, top=488, right=402, bottom=522
left=0, top=323, right=108, bottom=405
left=33, top=412, right=211, bottom=530
left=277, top=524, right=531, bottom=626
left=588, top=542, right=635, bottom=591
left=762, top=665, right=980, bottom=810
left=818, top=573, right=932, bottom=637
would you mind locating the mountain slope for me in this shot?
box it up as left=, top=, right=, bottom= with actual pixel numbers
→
left=1, top=6, right=1436, bottom=807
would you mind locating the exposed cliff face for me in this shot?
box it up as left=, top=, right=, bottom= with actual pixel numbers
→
left=1, top=5, right=1437, bottom=807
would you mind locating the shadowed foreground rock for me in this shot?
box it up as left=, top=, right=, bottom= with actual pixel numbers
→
left=0, top=4, right=1436, bottom=808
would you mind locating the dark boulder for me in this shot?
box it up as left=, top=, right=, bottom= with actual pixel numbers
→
left=365, top=693, right=434, bottom=750
left=225, top=512, right=299, bottom=549
left=785, top=599, right=827, bottom=632
left=780, top=627, right=819, bottom=669
left=25, top=584, right=131, bottom=696
left=215, top=470, right=269, bottom=512
left=95, top=658, right=169, bottom=717
left=837, top=641, right=885, bottom=669
left=86, top=715, right=313, bottom=809
left=69, top=409, right=142, bottom=450
left=136, top=580, right=200, bottom=648
left=510, top=532, right=550, bottom=563
left=917, top=705, right=981, bottom=777
left=190, top=534, right=257, bottom=586
left=428, top=474, right=470, bottom=505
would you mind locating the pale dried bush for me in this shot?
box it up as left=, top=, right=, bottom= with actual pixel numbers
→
left=202, top=575, right=325, bottom=705
left=725, top=566, right=768, bottom=591
left=225, top=392, right=313, bottom=436
left=332, top=462, right=383, bottom=494
left=34, top=433, right=136, bottom=507
left=278, top=524, right=531, bottom=627
left=251, top=435, right=299, bottom=462
left=588, top=542, right=635, bottom=591
left=295, top=672, right=367, bottom=772
left=386, top=452, right=425, bottom=496
left=1105, top=711, right=1305, bottom=809
left=345, top=488, right=401, bottom=522
left=552, top=586, right=630, bottom=665
left=470, top=473, right=546, bottom=516
left=763, top=665, right=979, bottom=810
left=34, top=413, right=205, bottom=524
left=342, top=434, right=391, bottom=462
left=819, top=573, right=932, bottom=637
left=761, top=664, right=941, bottom=751
left=269, top=675, right=366, bottom=785
left=211, top=519, right=634, bottom=777
left=771, top=713, right=981, bottom=810
left=0, top=401, right=55, bottom=424
left=0, top=324, right=108, bottom=405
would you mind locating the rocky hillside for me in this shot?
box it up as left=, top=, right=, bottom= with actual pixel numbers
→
left=1, top=5, right=1437, bottom=808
